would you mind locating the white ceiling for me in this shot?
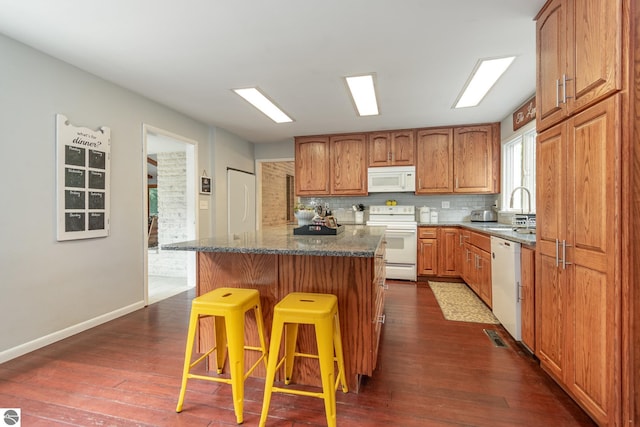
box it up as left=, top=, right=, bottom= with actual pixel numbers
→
left=0, top=0, right=544, bottom=144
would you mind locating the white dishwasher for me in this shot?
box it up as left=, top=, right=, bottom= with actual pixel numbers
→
left=490, top=236, right=522, bottom=341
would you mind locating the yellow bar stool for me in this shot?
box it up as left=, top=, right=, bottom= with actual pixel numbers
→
left=176, top=287, right=268, bottom=424
left=259, top=292, right=348, bottom=427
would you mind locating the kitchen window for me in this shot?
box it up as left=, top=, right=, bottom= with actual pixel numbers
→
left=501, top=125, right=536, bottom=213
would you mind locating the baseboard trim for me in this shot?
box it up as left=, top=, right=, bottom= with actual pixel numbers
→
left=0, top=300, right=146, bottom=364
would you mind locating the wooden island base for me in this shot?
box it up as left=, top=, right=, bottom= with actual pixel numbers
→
left=196, top=249, right=385, bottom=392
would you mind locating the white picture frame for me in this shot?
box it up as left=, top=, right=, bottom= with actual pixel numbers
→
left=56, top=114, right=111, bottom=241
left=200, top=176, right=212, bottom=194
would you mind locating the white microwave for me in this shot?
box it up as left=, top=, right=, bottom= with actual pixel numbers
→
left=367, top=166, right=416, bottom=193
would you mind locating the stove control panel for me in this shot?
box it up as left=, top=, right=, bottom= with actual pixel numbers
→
left=369, top=205, right=415, bottom=215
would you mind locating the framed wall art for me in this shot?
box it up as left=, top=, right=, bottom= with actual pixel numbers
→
left=56, top=114, right=111, bottom=241
left=200, top=175, right=212, bottom=194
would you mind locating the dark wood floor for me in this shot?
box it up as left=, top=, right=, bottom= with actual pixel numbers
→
left=0, top=282, right=595, bottom=426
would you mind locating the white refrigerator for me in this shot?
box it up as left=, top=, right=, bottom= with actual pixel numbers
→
left=227, top=168, right=256, bottom=234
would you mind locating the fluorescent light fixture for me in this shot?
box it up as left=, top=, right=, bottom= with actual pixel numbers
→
left=454, top=56, right=516, bottom=109
left=345, top=74, right=379, bottom=116
left=233, top=87, right=293, bottom=123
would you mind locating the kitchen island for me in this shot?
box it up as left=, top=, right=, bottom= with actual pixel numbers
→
left=164, top=225, right=386, bottom=392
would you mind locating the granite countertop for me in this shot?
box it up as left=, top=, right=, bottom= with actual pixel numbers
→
left=163, top=225, right=386, bottom=257
left=417, top=221, right=536, bottom=246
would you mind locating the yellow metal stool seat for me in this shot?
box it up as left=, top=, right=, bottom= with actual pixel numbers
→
left=259, top=292, right=348, bottom=427
left=176, top=287, right=268, bottom=424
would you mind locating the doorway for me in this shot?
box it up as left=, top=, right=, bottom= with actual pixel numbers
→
left=143, top=125, right=198, bottom=305
left=255, top=159, right=295, bottom=230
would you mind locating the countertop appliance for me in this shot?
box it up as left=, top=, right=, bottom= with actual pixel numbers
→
left=490, top=236, right=522, bottom=340
left=470, top=208, right=497, bottom=222
left=366, top=205, right=417, bottom=281
left=368, top=166, right=416, bottom=193
left=419, top=206, right=431, bottom=223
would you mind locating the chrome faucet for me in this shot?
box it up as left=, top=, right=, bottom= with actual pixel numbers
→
left=510, top=186, right=531, bottom=214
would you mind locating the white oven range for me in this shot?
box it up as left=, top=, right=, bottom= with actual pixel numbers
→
left=366, top=205, right=417, bottom=281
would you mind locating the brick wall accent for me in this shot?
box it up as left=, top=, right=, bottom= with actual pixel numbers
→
left=148, top=151, right=188, bottom=277
left=261, top=161, right=295, bottom=227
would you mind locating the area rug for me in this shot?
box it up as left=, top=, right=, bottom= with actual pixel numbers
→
left=428, top=282, right=499, bottom=324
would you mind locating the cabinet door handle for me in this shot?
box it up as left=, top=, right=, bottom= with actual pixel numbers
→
left=455, top=177, right=459, bottom=189
left=555, top=238, right=560, bottom=267
left=388, top=151, right=392, bottom=161
left=562, top=74, right=573, bottom=103
left=376, top=314, right=386, bottom=324
left=562, top=240, right=572, bottom=270
left=556, top=78, right=561, bottom=107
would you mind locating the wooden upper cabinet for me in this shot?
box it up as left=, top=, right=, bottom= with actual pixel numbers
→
left=415, top=128, right=454, bottom=194
left=296, top=122, right=498, bottom=196
left=368, top=133, right=391, bottom=166
left=330, top=134, right=367, bottom=195
left=536, top=0, right=568, bottom=131
left=295, top=136, right=330, bottom=196
left=536, top=0, right=622, bottom=131
left=368, top=130, right=415, bottom=167
left=453, top=124, right=499, bottom=193
left=391, top=131, right=415, bottom=165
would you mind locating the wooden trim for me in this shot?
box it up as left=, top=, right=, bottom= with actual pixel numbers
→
left=627, top=0, right=639, bottom=423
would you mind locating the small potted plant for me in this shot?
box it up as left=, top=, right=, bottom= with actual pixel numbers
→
left=294, top=204, right=315, bottom=226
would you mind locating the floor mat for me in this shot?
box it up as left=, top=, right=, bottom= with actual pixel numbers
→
left=428, top=281, right=499, bottom=324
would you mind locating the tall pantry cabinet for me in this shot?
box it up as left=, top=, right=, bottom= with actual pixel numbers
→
left=535, top=0, right=626, bottom=425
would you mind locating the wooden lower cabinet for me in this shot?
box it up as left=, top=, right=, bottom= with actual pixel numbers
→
left=418, top=227, right=460, bottom=278
left=418, top=227, right=438, bottom=276
left=437, top=227, right=460, bottom=277
left=520, top=246, right=535, bottom=352
left=476, top=248, right=492, bottom=308
left=371, top=240, right=386, bottom=369
left=536, top=95, right=619, bottom=425
left=196, top=248, right=386, bottom=392
left=459, top=232, right=491, bottom=308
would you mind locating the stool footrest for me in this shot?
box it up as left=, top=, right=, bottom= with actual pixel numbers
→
left=293, top=351, right=319, bottom=360
left=187, top=373, right=233, bottom=385
left=188, top=346, right=219, bottom=370
left=271, top=385, right=325, bottom=399
left=243, top=353, right=268, bottom=380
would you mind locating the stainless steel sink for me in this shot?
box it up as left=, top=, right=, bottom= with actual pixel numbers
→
left=513, top=228, right=536, bottom=235
left=484, top=227, right=536, bottom=235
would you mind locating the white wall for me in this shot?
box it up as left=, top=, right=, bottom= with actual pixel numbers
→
left=254, top=140, right=294, bottom=160
left=212, top=127, right=256, bottom=236
left=0, top=33, right=218, bottom=360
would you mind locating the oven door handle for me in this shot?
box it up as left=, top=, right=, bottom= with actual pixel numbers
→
left=385, top=228, right=417, bottom=235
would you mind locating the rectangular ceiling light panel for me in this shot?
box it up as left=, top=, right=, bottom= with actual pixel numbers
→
left=233, top=87, right=293, bottom=123
left=345, top=74, right=379, bottom=116
left=454, top=56, right=516, bottom=109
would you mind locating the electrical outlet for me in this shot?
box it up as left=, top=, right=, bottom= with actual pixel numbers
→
left=442, top=201, right=450, bottom=209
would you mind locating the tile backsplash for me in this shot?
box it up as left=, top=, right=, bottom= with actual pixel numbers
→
left=300, top=193, right=498, bottom=223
